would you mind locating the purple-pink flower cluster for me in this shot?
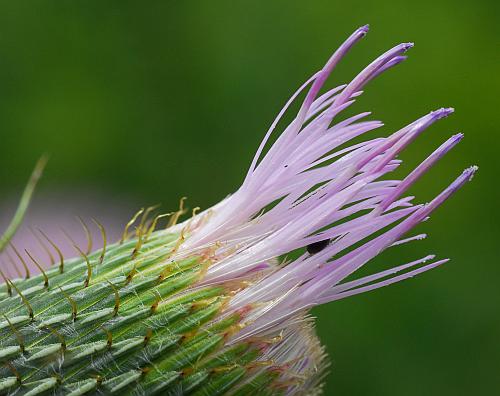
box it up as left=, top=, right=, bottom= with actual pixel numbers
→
left=174, top=25, right=476, bottom=341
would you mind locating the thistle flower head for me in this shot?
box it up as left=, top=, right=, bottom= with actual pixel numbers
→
left=0, top=26, right=475, bottom=395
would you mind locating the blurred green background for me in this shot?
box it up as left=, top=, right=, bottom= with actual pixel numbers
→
left=0, top=1, right=498, bottom=394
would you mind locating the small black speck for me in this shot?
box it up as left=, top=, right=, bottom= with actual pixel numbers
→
left=306, top=239, right=330, bottom=254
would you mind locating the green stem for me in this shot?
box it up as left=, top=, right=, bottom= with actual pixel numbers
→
left=0, top=154, right=48, bottom=252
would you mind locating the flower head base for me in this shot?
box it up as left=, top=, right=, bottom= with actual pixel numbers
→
left=0, top=26, right=475, bottom=395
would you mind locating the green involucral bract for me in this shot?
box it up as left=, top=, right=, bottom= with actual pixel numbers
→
left=0, top=229, right=315, bottom=395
